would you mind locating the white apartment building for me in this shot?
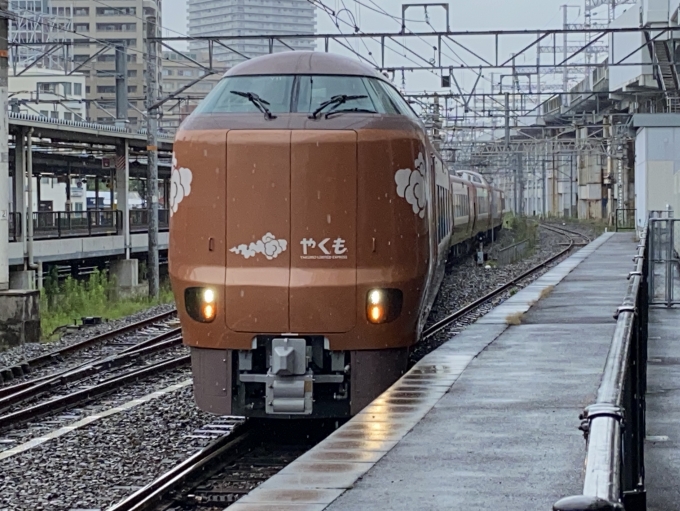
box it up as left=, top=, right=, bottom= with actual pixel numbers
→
left=49, top=0, right=162, bottom=127
left=160, top=50, right=224, bottom=131
left=9, top=68, right=87, bottom=121
left=187, top=0, right=316, bottom=68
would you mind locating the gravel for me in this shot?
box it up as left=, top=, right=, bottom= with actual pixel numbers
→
left=0, top=384, right=227, bottom=511
left=0, top=366, right=193, bottom=453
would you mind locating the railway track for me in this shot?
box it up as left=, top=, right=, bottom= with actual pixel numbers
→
left=423, top=221, right=592, bottom=340
left=108, top=421, right=328, bottom=511
left=0, top=309, right=178, bottom=386
left=0, top=309, right=186, bottom=432
left=104, top=222, right=596, bottom=511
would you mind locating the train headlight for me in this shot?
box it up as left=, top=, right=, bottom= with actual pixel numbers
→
left=366, top=288, right=403, bottom=324
left=185, top=287, right=217, bottom=323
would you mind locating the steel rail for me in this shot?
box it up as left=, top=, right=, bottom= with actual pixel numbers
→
left=107, top=423, right=254, bottom=511
left=0, top=332, right=182, bottom=412
left=0, top=354, right=190, bottom=432
left=0, top=308, right=178, bottom=379
left=0, top=326, right=182, bottom=401
left=423, top=223, right=591, bottom=340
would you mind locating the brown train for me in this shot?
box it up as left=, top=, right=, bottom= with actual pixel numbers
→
left=169, top=52, right=505, bottom=419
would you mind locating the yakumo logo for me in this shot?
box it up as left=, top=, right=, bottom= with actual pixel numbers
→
left=300, top=237, right=348, bottom=260
left=395, top=152, right=427, bottom=218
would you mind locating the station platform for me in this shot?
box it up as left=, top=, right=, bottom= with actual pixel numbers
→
left=226, top=231, right=640, bottom=511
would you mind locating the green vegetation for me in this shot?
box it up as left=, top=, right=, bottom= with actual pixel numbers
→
left=503, top=214, right=539, bottom=248
left=40, top=267, right=175, bottom=340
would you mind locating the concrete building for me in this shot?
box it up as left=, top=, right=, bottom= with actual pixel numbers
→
left=160, top=50, right=224, bottom=131
left=46, top=0, right=162, bottom=128
left=187, top=0, right=316, bottom=67
left=9, top=68, right=87, bottom=122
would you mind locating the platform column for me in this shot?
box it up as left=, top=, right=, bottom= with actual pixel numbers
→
left=13, top=127, right=25, bottom=250
left=0, top=6, right=39, bottom=346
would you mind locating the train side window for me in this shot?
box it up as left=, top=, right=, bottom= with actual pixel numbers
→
left=374, top=81, right=421, bottom=121
left=364, top=78, right=400, bottom=114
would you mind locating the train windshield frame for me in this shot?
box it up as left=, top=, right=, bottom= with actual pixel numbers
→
left=193, top=74, right=419, bottom=118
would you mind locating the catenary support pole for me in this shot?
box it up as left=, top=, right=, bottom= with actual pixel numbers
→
left=0, top=2, right=10, bottom=290
left=114, top=44, right=128, bottom=130
left=145, top=15, right=160, bottom=299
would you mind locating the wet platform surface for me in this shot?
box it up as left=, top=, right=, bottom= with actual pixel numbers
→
left=646, top=307, right=680, bottom=511
left=226, top=232, right=639, bottom=511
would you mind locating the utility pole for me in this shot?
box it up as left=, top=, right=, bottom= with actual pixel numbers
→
left=604, top=115, right=614, bottom=225
left=542, top=158, right=547, bottom=217
left=0, top=1, right=10, bottom=290
left=145, top=16, right=159, bottom=299
left=114, top=44, right=128, bottom=130
left=518, top=152, right=524, bottom=217
left=505, top=92, right=516, bottom=214
left=115, top=44, right=130, bottom=259
left=562, top=5, right=569, bottom=103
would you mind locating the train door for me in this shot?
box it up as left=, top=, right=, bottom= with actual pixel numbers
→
left=289, top=131, right=358, bottom=333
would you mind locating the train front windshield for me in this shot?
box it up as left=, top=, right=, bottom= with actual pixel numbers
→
left=193, top=74, right=419, bottom=118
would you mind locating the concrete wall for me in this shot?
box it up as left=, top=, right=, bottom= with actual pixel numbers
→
left=610, top=2, right=657, bottom=91
left=635, top=123, right=680, bottom=226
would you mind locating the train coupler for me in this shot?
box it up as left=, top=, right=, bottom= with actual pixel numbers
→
left=238, top=337, right=346, bottom=415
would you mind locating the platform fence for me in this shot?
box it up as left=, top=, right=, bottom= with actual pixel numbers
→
left=495, top=239, right=530, bottom=265
left=648, top=218, right=680, bottom=307
left=553, top=227, right=648, bottom=511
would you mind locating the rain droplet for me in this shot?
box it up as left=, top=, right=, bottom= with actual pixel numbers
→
left=327, top=214, right=331, bottom=224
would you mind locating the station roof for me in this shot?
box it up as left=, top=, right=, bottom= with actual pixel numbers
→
left=8, top=112, right=175, bottom=152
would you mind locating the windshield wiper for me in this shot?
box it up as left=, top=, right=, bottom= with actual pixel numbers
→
left=325, top=107, right=378, bottom=119
left=310, top=94, right=368, bottom=119
left=230, top=90, right=277, bottom=120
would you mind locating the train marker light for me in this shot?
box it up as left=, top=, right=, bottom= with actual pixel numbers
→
left=185, top=287, right=217, bottom=323
left=202, top=303, right=216, bottom=321
left=366, top=288, right=403, bottom=324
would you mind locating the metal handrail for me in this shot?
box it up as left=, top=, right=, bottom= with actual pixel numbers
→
left=553, top=228, right=648, bottom=511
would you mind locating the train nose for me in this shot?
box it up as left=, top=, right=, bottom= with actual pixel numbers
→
left=225, top=130, right=358, bottom=334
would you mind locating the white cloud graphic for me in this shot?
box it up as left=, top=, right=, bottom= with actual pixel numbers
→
left=230, top=232, right=288, bottom=260
left=170, top=152, right=193, bottom=216
left=395, top=152, right=428, bottom=218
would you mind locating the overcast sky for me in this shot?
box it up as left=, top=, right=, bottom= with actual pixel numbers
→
left=160, top=0, right=628, bottom=91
